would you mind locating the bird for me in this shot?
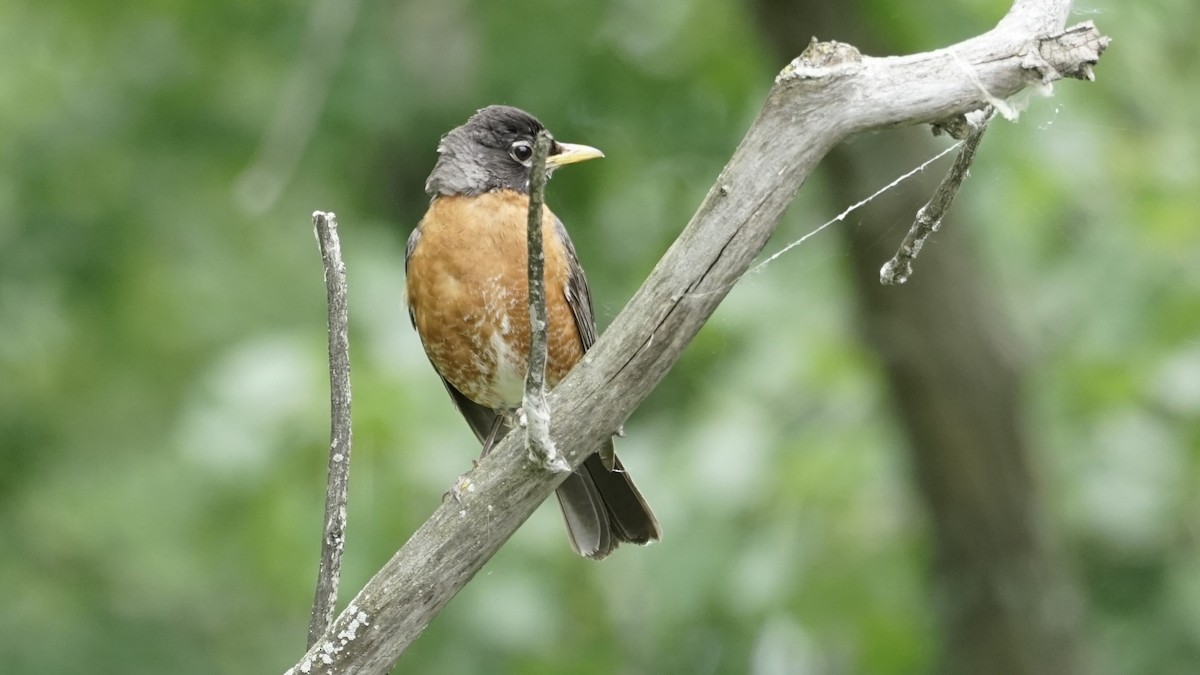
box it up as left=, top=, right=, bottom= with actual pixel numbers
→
left=404, top=105, right=661, bottom=560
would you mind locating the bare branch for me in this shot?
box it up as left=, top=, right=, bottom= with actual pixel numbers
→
left=880, top=110, right=993, bottom=286
left=522, top=132, right=567, bottom=471
left=306, top=211, right=353, bottom=649
left=286, top=4, right=1108, bottom=673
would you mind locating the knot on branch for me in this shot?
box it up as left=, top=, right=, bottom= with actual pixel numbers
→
left=776, top=37, right=862, bottom=83
left=1028, top=21, right=1111, bottom=83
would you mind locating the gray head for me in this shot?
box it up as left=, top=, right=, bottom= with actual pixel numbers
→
left=425, top=105, right=603, bottom=197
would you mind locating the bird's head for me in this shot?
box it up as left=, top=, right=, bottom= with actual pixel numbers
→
left=425, top=105, right=603, bottom=197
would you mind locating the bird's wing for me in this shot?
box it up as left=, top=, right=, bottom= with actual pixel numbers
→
left=440, top=377, right=507, bottom=451
left=403, top=225, right=421, bottom=317
left=555, top=217, right=598, bottom=352
left=554, top=216, right=616, bottom=469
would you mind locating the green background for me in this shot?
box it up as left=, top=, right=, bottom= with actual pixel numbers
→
left=1, top=0, right=1194, bottom=673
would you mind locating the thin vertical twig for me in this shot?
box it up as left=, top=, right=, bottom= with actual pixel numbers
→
left=308, top=210, right=353, bottom=648
left=522, top=132, right=566, bottom=470
left=880, top=110, right=993, bottom=285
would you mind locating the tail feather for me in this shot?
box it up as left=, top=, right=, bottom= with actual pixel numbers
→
left=555, top=442, right=661, bottom=560
left=439, top=381, right=660, bottom=559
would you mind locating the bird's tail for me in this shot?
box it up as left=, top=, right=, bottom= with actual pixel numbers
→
left=555, top=443, right=661, bottom=560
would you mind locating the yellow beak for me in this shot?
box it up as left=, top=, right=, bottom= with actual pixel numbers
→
left=545, top=142, right=605, bottom=167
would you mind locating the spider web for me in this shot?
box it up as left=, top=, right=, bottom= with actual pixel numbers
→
left=747, top=140, right=964, bottom=278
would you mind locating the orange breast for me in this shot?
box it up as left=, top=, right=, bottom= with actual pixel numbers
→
left=405, top=191, right=586, bottom=410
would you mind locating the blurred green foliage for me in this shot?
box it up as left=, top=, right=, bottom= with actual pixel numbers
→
left=0, top=0, right=1195, bottom=673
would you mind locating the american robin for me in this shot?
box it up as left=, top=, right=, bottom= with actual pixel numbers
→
left=405, top=105, right=661, bottom=559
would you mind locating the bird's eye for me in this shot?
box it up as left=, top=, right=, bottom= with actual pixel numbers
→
left=509, top=141, right=534, bottom=165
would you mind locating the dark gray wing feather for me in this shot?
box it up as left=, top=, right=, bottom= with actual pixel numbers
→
left=404, top=226, right=421, bottom=279
left=553, top=217, right=616, bottom=469
left=555, top=218, right=598, bottom=351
